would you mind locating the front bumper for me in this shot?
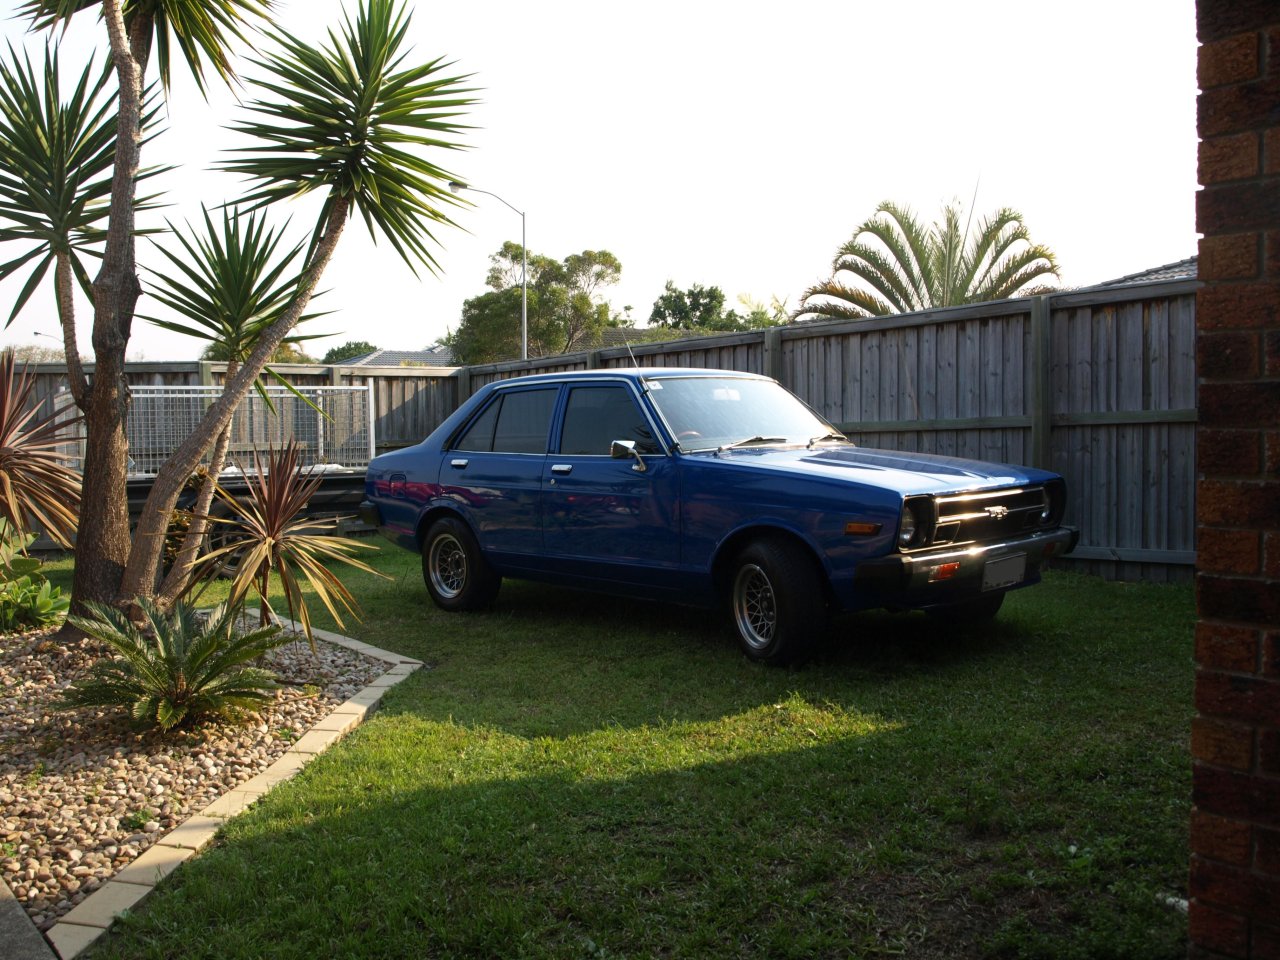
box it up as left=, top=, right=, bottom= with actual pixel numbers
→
left=851, top=525, right=1079, bottom=608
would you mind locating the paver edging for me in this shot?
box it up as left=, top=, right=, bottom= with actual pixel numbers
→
left=33, top=625, right=419, bottom=960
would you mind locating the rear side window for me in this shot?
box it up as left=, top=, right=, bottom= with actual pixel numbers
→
left=454, top=387, right=557, bottom=454
left=559, top=385, right=660, bottom=455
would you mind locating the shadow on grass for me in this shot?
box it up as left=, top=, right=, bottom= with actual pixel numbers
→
left=86, top=714, right=1187, bottom=960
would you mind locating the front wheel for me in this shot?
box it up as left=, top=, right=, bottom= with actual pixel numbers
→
left=729, top=538, right=826, bottom=665
left=422, top=517, right=500, bottom=611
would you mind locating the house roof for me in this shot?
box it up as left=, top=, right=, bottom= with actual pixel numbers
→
left=1097, top=256, right=1198, bottom=286
left=342, top=346, right=455, bottom=367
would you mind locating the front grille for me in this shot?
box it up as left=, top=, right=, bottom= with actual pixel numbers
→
left=930, top=486, right=1047, bottom=547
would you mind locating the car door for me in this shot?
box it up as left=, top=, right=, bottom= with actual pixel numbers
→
left=541, top=382, right=682, bottom=593
left=440, top=385, right=558, bottom=565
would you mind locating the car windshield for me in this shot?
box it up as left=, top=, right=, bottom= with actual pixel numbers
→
left=643, top=375, right=841, bottom=451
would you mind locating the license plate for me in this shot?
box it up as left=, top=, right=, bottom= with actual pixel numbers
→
left=982, top=554, right=1026, bottom=591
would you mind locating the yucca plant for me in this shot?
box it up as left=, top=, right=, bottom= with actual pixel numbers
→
left=59, top=597, right=292, bottom=732
left=189, top=439, right=385, bottom=643
left=140, top=206, right=331, bottom=606
left=0, top=351, right=83, bottom=547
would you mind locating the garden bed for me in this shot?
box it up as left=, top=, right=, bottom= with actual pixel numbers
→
left=0, top=624, right=383, bottom=931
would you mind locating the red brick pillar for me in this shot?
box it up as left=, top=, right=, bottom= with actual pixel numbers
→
left=1191, top=3, right=1280, bottom=958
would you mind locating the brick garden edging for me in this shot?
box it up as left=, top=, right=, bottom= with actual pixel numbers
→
left=30, top=625, right=422, bottom=960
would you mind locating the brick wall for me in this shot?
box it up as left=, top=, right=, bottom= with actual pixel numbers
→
left=1191, top=3, right=1280, bottom=958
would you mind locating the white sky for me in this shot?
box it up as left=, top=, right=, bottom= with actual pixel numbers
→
left=0, top=0, right=1200, bottom=362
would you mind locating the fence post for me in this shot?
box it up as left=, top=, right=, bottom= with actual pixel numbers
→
left=1030, top=296, right=1053, bottom=470
left=198, top=361, right=215, bottom=387
left=455, top=366, right=472, bottom=404
left=763, top=327, right=783, bottom=381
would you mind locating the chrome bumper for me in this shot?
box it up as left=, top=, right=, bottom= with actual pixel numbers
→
left=852, top=525, right=1078, bottom=606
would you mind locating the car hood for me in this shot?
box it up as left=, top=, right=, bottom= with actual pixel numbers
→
left=694, top=444, right=1048, bottom=496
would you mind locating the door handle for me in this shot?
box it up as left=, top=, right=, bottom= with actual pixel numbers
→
left=450, top=459, right=469, bottom=469
left=551, top=464, right=573, bottom=475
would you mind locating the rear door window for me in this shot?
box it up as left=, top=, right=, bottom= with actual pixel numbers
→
left=454, top=388, right=557, bottom=454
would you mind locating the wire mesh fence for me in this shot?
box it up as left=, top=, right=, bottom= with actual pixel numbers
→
left=97, top=385, right=375, bottom=477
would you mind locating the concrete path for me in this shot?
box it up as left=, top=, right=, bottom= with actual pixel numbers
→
left=1, top=879, right=58, bottom=960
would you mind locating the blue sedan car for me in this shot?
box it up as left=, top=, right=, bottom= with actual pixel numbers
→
left=361, top=368, right=1077, bottom=664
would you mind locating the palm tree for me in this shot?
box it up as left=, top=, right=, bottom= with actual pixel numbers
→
left=15, top=0, right=274, bottom=612
left=116, top=0, right=476, bottom=601
left=793, top=201, right=1059, bottom=322
left=0, top=45, right=162, bottom=409
left=139, top=206, right=328, bottom=602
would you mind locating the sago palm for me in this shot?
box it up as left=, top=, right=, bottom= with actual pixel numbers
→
left=59, top=597, right=292, bottom=731
left=120, top=0, right=477, bottom=601
left=794, top=201, right=1059, bottom=321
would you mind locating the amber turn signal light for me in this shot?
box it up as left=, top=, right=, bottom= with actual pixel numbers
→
left=844, top=521, right=882, bottom=536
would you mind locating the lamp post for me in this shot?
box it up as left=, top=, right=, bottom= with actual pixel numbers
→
left=449, top=181, right=527, bottom=361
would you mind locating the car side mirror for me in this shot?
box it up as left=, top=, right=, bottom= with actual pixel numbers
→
left=610, top=439, right=647, bottom=473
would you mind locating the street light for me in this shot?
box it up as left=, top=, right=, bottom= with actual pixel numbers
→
left=449, top=181, right=527, bottom=361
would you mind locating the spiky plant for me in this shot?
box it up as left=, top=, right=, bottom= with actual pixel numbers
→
left=794, top=200, right=1059, bottom=321
left=59, top=598, right=292, bottom=731
left=189, top=439, right=385, bottom=642
left=0, top=351, right=83, bottom=546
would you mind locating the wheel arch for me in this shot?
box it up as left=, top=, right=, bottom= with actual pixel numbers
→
left=415, top=504, right=473, bottom=550
left=710, top=524, right=832, bottom=603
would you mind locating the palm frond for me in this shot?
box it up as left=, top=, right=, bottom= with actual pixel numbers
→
left=0, top=42, right=166, bottom=325
left=0, top=351, right=82, bottom=545
left=218, top=0, right=478, bottom=275
left=17, top=0, right=276, bottom=95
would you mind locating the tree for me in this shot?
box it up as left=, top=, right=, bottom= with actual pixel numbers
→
left=9, top=0, right=276, bottom=612
left=649, top=282, right=784, bottom=333
left=448, top=243, right=621, bottom=363
left=793, top=200, right=1059, bottom=322
left=321, top=340, right=378, bottom=364
left=649, top=281, right=726, bottom=330
left=6, top=0, right=475, bottom=611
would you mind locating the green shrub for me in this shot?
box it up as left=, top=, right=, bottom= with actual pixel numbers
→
left=59, top=598, right=294, bottom=731
left=0, top=517, right=68, bottom=631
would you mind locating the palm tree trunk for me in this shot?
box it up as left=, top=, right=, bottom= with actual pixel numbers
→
left=68, top=0, right=146, bottom=616
left=53, top=252, right=88, bottom=410
left=117, top=196, right=351, bottom=605
left=155, top=421, right=233, bottom=605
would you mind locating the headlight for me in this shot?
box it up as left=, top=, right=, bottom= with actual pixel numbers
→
left=898, top=508, right=917, bottom=548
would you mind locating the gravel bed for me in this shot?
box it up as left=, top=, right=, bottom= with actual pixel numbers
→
left=0, top=623, right=385, bottom=931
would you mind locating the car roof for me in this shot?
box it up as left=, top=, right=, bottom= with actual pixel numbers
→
left=487, top=367, right=773, bottom=389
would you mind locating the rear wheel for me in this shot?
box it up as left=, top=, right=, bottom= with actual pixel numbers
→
left=729, top=538, right=826, bottom=665
left=422, top=517, right=500, bottom=611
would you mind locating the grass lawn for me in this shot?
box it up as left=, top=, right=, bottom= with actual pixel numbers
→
left=56, top=551, right=1193, bottom=959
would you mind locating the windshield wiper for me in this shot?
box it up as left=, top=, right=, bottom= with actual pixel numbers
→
left=807, top=431, right=848, bottom=448
left=720, top=435, right=789, bottom=451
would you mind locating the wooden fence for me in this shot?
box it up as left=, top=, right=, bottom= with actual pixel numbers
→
left=456, top=278, right=1199, bottom=582
left=21, top=276, right=1197, bottom=581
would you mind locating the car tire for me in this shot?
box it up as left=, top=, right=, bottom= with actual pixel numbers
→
left=926, top=592, right=1005, bottom=624
left=422, top=517, right=500, bottom=611
left=729, top=538, right=825, bottom=665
